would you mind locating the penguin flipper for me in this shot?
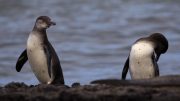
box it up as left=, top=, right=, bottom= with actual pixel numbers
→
left=43, top=46, right=52, bottom=78
left=121, top=56, right=129, bottom=80
left=156, top=53, right=161, bottom=61
left=16, top=49, right=28, bottom=72
left=152, top=53, right=159, bottom=76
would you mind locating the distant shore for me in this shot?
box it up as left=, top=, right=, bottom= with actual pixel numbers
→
left=0, top=75, right=180, bottom=101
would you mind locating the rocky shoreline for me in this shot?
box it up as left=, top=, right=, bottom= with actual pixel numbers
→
left=1, top=75, right=180, bottom=101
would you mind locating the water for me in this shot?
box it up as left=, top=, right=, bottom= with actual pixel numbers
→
left=0, top=0, right=180, bottom=86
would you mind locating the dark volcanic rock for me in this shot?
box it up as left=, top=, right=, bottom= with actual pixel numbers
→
left=1, top=75, right=180, bottom=101
left=91, top=75, right=180, bottom=87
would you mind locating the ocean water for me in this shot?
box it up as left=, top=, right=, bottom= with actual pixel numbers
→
left=0, top=0, right=180, bottom=86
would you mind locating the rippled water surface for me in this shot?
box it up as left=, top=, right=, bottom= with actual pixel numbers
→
left=0, top=0, right=180, bottom=85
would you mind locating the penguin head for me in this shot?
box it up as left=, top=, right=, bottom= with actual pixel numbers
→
left=149, top=33, right=168, bottom=54
left=35, top=16, right=56, bottom=30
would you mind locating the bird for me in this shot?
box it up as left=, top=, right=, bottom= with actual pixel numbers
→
left=16, top=16, right=64, bottom=84
left=122, top=33, right=168, bottom=80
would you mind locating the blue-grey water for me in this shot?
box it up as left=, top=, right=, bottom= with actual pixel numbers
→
left=0, top=0, right=180, bottom=86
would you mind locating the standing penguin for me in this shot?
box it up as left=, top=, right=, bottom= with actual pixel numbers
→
left=16, top=16, right=64, bottom=84
left=122, top=33, right=168, bottom=80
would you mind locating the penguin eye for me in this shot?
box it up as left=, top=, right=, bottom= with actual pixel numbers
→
left=37, top=19, right=44, bottom=24
left=36, top=19, right=48, bottom=28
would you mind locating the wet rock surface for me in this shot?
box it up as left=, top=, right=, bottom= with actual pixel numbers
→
left=1, top=75, right=180, bottom=101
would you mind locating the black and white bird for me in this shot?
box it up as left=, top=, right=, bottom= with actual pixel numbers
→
left=122, top=33, right=168, bottom=80
left=16, top=16, right=64, bottom=84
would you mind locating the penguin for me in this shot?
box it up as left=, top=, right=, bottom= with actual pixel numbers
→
left=121, top=33, right=168, bottom=80
left=15, top=16, right=64, bottom=84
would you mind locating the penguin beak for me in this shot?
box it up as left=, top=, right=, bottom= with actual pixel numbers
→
left=50, top=21, right=56, bottom=26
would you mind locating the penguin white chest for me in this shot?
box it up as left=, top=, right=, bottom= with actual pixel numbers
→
left=129, top=41, right=155, bottom=79
left=27, top=34, right=51, bottom=83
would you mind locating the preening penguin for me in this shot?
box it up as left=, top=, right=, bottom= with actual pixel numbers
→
left=16, top=16, right=64, bottom=84
left=121, top=33, right=168, bottom=80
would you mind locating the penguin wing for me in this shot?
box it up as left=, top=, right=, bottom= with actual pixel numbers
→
left=16, top=49, right=28, bottom=72
left=152, top=53, right=159, bottom=76
left=121, top=56, right=129, bottom=80
left=156, top=53, right=161, bottom=61
left=43, top=45, right=52, bottom=78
